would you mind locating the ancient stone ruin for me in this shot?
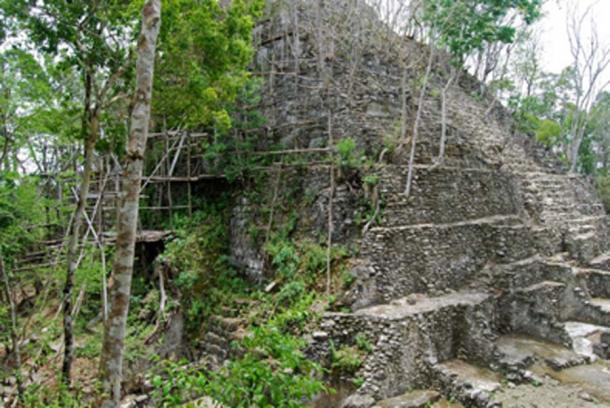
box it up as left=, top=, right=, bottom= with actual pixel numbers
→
left=251, top=1, right=610, bottom=406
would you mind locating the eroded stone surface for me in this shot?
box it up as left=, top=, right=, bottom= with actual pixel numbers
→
left=495, top=335, right=588, bottom=371
left=373, top=389, right=440, bottom=408
left=354, top=292, right=490, bottom=321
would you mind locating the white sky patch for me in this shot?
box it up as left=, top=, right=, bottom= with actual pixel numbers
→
left=539, top=0, right=610, bottom=89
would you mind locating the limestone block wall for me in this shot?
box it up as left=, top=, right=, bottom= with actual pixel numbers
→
left=379, top=167, right=522, bottom=225
left=317, top=293, right=497, bottom=399
left=360, top=218, right=537, bottom=302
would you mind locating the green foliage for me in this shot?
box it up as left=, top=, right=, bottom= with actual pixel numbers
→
left=595, top=175, right=610, bottom=213
left=154, top=0, right=265, bottom=131
left=75, top=334, right=102, bottom=360
left=341, top=268, right=356, bottom=288
left=535, top=119, right=562, bottom=147
left=264, top=235, right=348, bottom=289
left=328, top=333, right=372, bottom=377
left=363, top=174, right=379, bottom=187
left=423, top=0, right=542, bottom=63
left=352, top=377, right=365, bottom=388
left=300, top=240, right=329, bottom=276
left=159, top=197, right=245, bottom=333
left=268, top=291, right=317, bottom=333
left=207, top=326, right=325, bottom=407
left=151, top=274, right=326, bottom=407
left=276, top=280, right=306, bottom=307
left=354, top=334, right=373, bottom=354
left=150, top=203, right=344, bottom=406
left=0, top=175, right=45, bottom=258
left=201, top=77, right=268, bottom=182
left=266, top=239, right=299, bottom=279
left=23, top=382, right=90, bottom=408
left=336, top=138, right=357, bottom=162
left=153, top=324, right=326, bottom=407
left=330, top=345, right=363, bottom=375
left=336, top=138, right=363, bottom=170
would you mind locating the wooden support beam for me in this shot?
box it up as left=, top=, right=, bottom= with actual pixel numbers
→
left=187, top=132, right=193, bottom=217
left=139, top=205, right=191, bottom=210
left=145, top=175, right=226, bottom=183
left=102, top=230, right=173, bottom=243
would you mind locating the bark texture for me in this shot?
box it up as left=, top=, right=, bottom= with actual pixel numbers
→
left=62, top=103, right=98, bottom=384
left=99, top=1, right=161, bottom=405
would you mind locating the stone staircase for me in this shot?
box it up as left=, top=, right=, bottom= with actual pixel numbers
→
left=198, top=306, right=248, bottom=369
left=312, top=88, right=610, bottom=406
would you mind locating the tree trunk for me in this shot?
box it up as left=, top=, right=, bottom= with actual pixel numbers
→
left=0, top=250, right=23, bottom=403
left=569, top=111, right=586, bottom=173
left=62, top=106, right=99, bottom=385
left=437, top=68, right=458, bottom=165
left=405, top=47, right=434, bottom=196
left=100, top=1, right=161, bottom=405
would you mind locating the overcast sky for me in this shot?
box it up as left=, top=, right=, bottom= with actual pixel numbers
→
left=539, top=0, right=610, bottom=88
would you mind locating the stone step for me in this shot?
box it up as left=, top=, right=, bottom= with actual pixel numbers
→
left=566, top=232, right=606, bottom=263
left=373, top=389, right=441, bottom=408
left=522, top=171, right=577, bottom=182
left=499, top=280, right=570, bottom=344
left=515, top=280, right=566, bottom=295
left=203, top=343, right=227, bottom=360
left=590, top=251, right=610, bottom=271
left=209, top=315, right=244, bottom=332
left=369, top=214, right=522, bottom=233
left=563, top=321, right=610, bottom=360
left=589, top=298, right=610, bottom=313
left=574, top=268, right=610, bottom=298
left=432, top=359, right=502, bottom=408
left=494, top=334, right=588, bottom=373
left=353, top=291, right=490, bottom=321
left=493, top=258, right=574, bottom=292
left=568, top=215, right=608, bottom=226
left=204, top=331, right=228, bottom=348
left=492, top=362, right=610, bottom=407
left=580, top=298, right=610, bottom=327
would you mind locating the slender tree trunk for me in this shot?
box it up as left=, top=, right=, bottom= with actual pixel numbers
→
left=437, top=68, right=458, bottom=165
left=570, top=117, right=587, bottom=173
left=405, top=47, right=434, bottom=196
left=62, top=107, right=99, bottom=384
left=0, top=251, right=23, bottom=403
left=400, top=65, right=408, bottom=141
left=326, top=109, right=334, bottom=296
left=100, top=2, right=161, bottom=405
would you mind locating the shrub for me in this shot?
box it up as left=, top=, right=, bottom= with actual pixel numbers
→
left=331, top=345, right=363, bottom=375
left=336, top=138, right=361, bottom=170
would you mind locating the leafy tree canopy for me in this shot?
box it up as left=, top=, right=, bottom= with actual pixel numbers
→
left=423, top=0, right=543, bottom=62
left=154, top=0, right=265, bottom=131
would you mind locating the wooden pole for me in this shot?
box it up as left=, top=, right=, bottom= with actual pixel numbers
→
left=326, top=109, right=334, bottom=296
left=187, top=132, right=193, bottom=217
left=164, top=122, right=173, bottom=228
